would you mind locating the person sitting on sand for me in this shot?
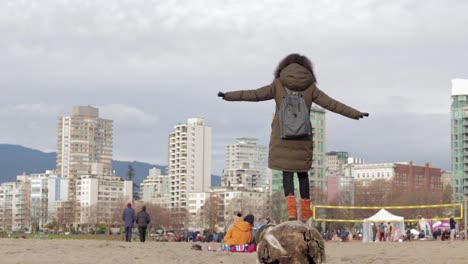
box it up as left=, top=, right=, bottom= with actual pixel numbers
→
left=221, top=214, right=254, bottom=251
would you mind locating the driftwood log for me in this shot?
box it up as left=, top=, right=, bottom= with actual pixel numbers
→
left=256, top=220, right=325, bottom=264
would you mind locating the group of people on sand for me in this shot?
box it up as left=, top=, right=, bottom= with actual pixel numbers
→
left=371, top=222, right=399, bottom=242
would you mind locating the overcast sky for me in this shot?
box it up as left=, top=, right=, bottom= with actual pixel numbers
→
left=1, top=0, right=467, bottom=175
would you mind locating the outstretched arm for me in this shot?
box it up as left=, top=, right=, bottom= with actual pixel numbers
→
left=312, top=86, right=368, bottom=119
left=219, top=83, right=274, bottom=102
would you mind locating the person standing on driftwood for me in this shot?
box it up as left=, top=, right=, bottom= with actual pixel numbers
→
left=218, top=53, right=368, bottom=221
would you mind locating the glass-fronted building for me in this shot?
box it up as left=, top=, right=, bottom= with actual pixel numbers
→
left=451, top=79, right=468, bottom=202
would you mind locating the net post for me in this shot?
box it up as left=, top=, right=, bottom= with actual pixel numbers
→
left=464, top=199, right=467, bottom=241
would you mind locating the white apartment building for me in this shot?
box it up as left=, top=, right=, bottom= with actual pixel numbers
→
left=188, top=192, right=210, bottom=216
left=187, top=192, right=211, bottom=230
left=224, top=138, right=267, bottom=185
left=222, top=167, right=261, bottom=188
left=0, top=171, right=69, bottom=231
left=325, top=151, right=349, bottom=177
left=140, top=168, right=170, bottom=206
left=56, top=106, right=113, bottom=202
left=29, top=170, right=69, bottom=228
left=186, top=187, right=269, bottom=232
left=76, top=164, right=132, bottom=224
left=325, top=153, right=365, bottom=205
left=0, top=175, right=31, bottom=231
left=441, top=171, right=451, bottom=187
left=168, top=118, right=212, bottom=209
left=352, top=163, right=396, bottom=185
left=77, top=176, right=132, bottom=224
left=29, top=174, right=48, bottom=229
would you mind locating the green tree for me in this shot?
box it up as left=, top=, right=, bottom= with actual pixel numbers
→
left=126, top=165, right=140, bottom=200
left=127, top=165, right=135, bottom=181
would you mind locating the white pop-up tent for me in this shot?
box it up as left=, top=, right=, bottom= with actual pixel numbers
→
left=362, top=209, right=406, bottom=242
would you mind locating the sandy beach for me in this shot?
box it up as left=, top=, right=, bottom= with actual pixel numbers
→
left=0, top=238, right=467, bottom=264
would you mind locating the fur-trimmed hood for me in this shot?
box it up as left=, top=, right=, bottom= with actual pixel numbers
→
left=279, top=63, right=315, bottom=91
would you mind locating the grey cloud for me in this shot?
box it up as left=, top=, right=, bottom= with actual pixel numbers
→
left=1, top=0, right=466, bottom=174
left=327, top=112, right=450, bottom=170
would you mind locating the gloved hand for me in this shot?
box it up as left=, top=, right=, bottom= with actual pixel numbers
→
left=217, top=91, right=225, bottom=99
left=357, top=112, right=369, bottom=119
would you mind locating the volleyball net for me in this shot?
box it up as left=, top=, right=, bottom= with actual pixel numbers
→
left=312, top=203, right=463, bottom=223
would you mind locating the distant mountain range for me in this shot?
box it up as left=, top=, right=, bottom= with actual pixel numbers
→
left=0, top=144, right=221, bottom=186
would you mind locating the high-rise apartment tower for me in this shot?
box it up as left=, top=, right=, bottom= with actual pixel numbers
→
left=168, top=118, right=211, bottom=208
left=451, top=79, right=468, bottom=202
left=56, top=106, right=113, bottom=201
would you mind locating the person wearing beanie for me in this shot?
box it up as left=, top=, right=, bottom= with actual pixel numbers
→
left=223, top=214, right=254, bottom=247
left=122, top=202, right=136, bottom=242
left=136, top=205, right=151, bottom=242
left=243, top=214, right=254, bottom=226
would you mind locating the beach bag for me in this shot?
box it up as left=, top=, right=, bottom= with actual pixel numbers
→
left=191, top=244, right=202, bottom=251
left=246, top=243, right=257, bottom=253
left=278, top=87, right=311, bottom=139
left=231, top=243, right=256, bottom=253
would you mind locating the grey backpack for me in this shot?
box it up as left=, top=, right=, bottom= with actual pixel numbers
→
left=278, top=87, right=312, bottom=139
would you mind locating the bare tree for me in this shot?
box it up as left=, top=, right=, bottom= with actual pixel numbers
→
left=55, top=200, right=75, bottom=232
left=141, top=202, right=169, bottom=232
left=391, top=189, right=449, bottom=219
left=203, top=195, right=222, bottom=232
left=240, top=193, right=269, bottom=223
left=110, top=197, right=128, bottom=229
left=56, top=205, right=66, bottom=232
left=168, top=208, right=189, bottom=232
left=83, top=204, right=99, bottom=232
left=352, top=180, right=392, bottom=219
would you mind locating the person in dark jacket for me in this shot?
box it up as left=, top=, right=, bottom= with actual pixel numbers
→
left=450, top=215, right=457, bottom=241
left=218, top=53, right=369, bottom=221
left=136, top=205, right=151, bottom=242
left=372, top=223, right=377, bottom=242
left=122, top=203, right=136, bottom=242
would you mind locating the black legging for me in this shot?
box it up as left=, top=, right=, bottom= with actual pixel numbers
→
left=282, top=171, right=310, bottom=199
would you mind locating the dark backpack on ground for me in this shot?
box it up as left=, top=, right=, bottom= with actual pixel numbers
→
left=278, top=87, right=312, bottom=139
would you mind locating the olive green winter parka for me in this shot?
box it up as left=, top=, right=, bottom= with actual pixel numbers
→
left=224, top=63, right=362, bottom=172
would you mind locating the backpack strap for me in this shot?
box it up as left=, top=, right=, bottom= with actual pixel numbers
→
left=284, top=86, right=300, bottom=96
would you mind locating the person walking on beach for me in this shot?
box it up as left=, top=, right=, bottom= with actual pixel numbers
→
left=449, top=215, right=456, bottom=241
left=136, top=205, right=151, bottom=242
left=218, top=53, right=368, bottom=222
left=122, top=202, right=136, bottom=242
